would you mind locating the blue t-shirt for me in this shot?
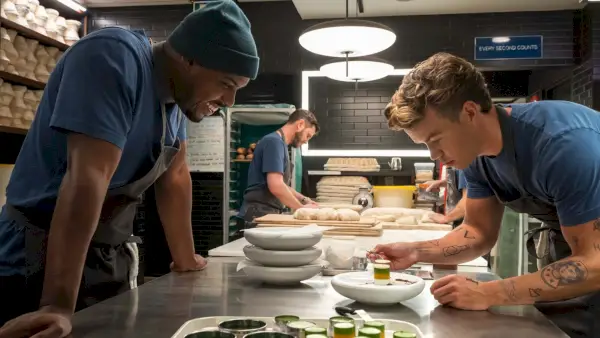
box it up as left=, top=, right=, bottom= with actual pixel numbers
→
left=457, top=170, right=467, bottom=193
left=0, top=28, right=187, bottom=276
left=464, top=101, right=600, bottom=227
left=238, top=132, right=287, bottom=217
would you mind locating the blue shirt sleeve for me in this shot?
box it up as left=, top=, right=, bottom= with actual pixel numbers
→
left=539, top=129, right=600, bottom=226
left=463, top=165, right=495, bottom=199
left=457, top=170, right=468, bottom=192
left=177, top=112, right=187, bottom=141
left=260, top=137, right=285, bottom=174
left=49, top=38, right=139, bottom=149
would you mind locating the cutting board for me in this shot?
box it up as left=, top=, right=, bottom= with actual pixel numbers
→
left=323, top=224, right=383, bottom=237
left=254, top=214, right=377, bottom=227
left=381, top=222, right=452, bottom=231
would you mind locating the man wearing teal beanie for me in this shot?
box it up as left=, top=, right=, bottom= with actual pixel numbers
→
left=0, top=1, right=258, bottom=337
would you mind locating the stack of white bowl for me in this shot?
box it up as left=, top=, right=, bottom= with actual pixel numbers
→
left=240, top=227, right=324, bottom=285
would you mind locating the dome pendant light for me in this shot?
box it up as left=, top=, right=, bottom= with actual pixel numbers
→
left=298, top=0, right=396, bottom=58
left=320, top=57, right=394, bottom=83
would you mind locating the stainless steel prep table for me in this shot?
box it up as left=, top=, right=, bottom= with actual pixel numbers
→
left=70, top=257, right=567, bottom=338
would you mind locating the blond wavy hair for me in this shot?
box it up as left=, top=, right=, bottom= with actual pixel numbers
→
left=384, top=52, right=492, bottom=131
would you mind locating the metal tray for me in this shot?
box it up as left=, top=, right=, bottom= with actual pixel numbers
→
left=171, top=316, right=424, bottom=338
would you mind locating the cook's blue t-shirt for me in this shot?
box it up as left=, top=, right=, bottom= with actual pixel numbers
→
left=238, top=132, right=287, bottom=218
left=464, top=101, right=600, bottom=227
left=0, top=28, right=187, bottom=276
left=457, top=170, right=467, bottom=194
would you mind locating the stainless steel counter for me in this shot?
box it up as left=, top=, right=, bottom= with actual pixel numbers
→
left=70, top=257, right=567, bottom=338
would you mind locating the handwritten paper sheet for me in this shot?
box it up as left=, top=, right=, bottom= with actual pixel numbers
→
left=186, top=116, right=225, bottom=172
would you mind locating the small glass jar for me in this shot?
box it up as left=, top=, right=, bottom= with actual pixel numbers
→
left=333, top=322, right=355, bottom=338
left=373, top=259, right=391, bottom=285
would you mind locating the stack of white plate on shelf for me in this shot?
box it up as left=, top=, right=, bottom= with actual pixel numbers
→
left=316, top=176, right=371, bottom=204
left=239, top=226, right=325, bottom=285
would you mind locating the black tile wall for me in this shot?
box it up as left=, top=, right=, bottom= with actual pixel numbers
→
left=89, top=2, right=576, bottom=73
left=308, top=71, right=530, bottom=150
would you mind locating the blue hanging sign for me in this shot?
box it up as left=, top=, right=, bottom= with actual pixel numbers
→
left=474, top=35, right=543, bottom=60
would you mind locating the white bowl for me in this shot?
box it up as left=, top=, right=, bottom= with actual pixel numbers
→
left=243, top=227, right=322, bottom=251
left=243, top=245, right=322, bottom=267
left=242, top=260, right=323, bottom=285
left=331, top=271, right=426, bottom=305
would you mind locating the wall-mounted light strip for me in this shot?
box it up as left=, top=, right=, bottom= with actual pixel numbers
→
left=301, top=69, right=432, bottom=158
left=56, top=0, right=87, bottom=13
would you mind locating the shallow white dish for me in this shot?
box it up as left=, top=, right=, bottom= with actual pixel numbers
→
left=241, top=259, right=323, bottom=285
left=243, top=227, right=323, bottom=251
left=331, top=271, right=426, bottom=305
left=243, top=245, right=322, bottom=267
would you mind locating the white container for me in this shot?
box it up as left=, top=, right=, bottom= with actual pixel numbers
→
left=0, top=164, right=14, bottom=208
left=414, top=162, right=435, bottom=182
left=372, top=186, right=415, bottom=208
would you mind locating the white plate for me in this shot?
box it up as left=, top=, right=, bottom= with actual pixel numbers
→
left=242, top=260, right=323, bottom=285
left=243, top=245, right=322, bottom=267
left=244, top=227, right=323, bottom=251
left=331, top=271, right=426, bottom=305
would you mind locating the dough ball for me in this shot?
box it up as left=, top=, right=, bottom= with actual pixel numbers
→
left=317, top=208, right=338, bottom=221
left=395, top=215, right=418, bottom=225
left=337, top=208, right=360, bottom=221
left=293, top=208, right=315, bottom=220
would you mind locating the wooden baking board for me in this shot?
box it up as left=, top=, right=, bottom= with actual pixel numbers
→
left=381, top=222, right=452, bottom=231
left=254, top=214, right=377, bottom=227
left=256, top=222, right=375, bottom=229
left=323, top=224, right=383, bottom=237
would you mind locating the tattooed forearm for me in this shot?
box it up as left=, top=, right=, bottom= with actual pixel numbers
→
left=443, top=245, right=470, bottom=257
left=500, top=280, right=518, bottom=302
left=529, top=288, right=542, bottom=298
left=428, top=239, right=440, bottom=247
left=463, top=230, right=475, bottom=239
left=541, top=260, right=588, bottom=289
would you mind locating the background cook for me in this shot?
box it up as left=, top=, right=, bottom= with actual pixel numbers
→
left=238, top=109, right=319, bottom=226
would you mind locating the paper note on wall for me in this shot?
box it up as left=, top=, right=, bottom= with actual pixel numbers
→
left=186, top=116, right=225, bottom=172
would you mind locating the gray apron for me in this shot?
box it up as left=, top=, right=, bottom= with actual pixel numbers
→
left=241, top=129, right=293, bottom=224
left=1, top=103, right=181, bottom=319
left=474, top=106, right=600, bottom=338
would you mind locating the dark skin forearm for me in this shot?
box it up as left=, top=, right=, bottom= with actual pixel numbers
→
left=40, top=134, right=120, bottom=313
left=155, top=167, right=196, bottom=267
left=412, top=224, right=493, bottom=265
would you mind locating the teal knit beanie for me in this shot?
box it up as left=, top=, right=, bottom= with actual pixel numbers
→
left=167, top=0, right=259, bottom=79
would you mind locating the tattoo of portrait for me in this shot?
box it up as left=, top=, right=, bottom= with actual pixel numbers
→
left=529, top=288, right=542, bottom=298
left=443, top=245, right=470, bottom=257
left=541, top=260, right=588, bottom=289
left=463, top=230, right=475, bottom=240
left=594, top=219, right=600, bottom=232
left=428, top=240, right=440, bottom=247
left=572, top=236, right=579, bottom=248
left=500, top=280, right=518, bottom=302
left=593, top=243, right=600, bottom=252
left=466, top=278, right=479, bottom=285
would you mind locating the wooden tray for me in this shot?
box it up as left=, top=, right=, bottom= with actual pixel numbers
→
left=255, top=214, right=377, bottom=227
left=323, top=223, right=383, bottom=237
left=381, top=222, right=452, bottom=231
